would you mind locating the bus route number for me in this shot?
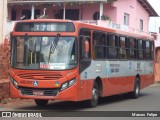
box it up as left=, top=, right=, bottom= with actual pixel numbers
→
left=35, top=24, right=56, bottom=31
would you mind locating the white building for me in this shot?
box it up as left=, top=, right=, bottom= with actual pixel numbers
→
left=0, top=0, right=7, bottom=44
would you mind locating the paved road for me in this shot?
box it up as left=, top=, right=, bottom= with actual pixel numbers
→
left=0, top=84, right=160, bottom=119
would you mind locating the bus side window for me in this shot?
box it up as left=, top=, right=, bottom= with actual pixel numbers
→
left=93, top=31, right=106, bottom=59
left=79, top=28, right=91, bottom=73
left=80, top=36, right=90, bottom=59
left=137, top=40, right=144, bottom=59
left=151, top=41, right=154, bottom=60
left=119, top=36, right=127, bottom=59
left=127, top=37, right=136, bottom=60
left=107, top=34, right=118, bottom=59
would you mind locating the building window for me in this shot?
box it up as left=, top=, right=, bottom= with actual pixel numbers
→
left=140, top=19, right=143, bottom=31
left=124, top=13, right=129, bottom=26
left=93, top=12, right=100, bottom=20
left=34, top=9, right=40, bottom=19
left=22, top=10, right=31, bottom=19
left=11, top=9, right=16, bottom=21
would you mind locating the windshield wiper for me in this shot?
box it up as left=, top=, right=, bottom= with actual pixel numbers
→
left=48, top=34, right=60, bottom=63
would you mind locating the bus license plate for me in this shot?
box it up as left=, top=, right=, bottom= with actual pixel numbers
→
left=33, top=91, right=44, bottom=96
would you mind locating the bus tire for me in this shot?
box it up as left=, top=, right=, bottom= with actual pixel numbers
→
left=87, top=82, right=99, bottom=108
left=130, top=78, right=140, bottom=99
left=35, top=99, right=48, bottom=107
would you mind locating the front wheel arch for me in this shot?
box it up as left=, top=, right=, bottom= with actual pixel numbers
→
left=87, top=81, right=99, bottom=108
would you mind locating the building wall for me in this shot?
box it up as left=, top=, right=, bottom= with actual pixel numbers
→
left=82, top=3, right=99, bottom=20
left=0, top=0, right=7, bottom=44
left=155, top=34, right=160, bottom=47
left=112, top=0, right=149, bottom=32
left=114, top=0, right=136, bottom=28
left=155, top=47, right=160, bottom=82
left=80, top=3, right=117, bottom=21
left=135, top=0, right=149, bottom=32
left=7, top=0, right=151, bottom=33
left=103, top=3, right=117, bottom=23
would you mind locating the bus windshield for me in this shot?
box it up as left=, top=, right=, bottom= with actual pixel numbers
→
left=11, top=36, right=77, bottom=70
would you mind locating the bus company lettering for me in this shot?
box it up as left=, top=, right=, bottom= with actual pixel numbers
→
left=110, top=64, right=120, bottom=67
left=137, top=63, right=140, bottom=69
left=110, top=64, right=120, bottom=74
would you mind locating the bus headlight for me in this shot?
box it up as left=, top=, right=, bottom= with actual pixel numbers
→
left=10, top=77, right=19, bottom=89
left=61, top=78, right=76, bottom=91
left=61, top=83, right=68, bottom=91
left=68, top=79, right=76, bottom=87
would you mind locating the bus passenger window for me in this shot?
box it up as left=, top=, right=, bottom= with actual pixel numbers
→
left=151, top=41, right=154, bottom=60
left=126, top=38, right=136, bottom=59
left=93, top=31, right=106, bottom=59
left=138, top=50, right=144, bottom=59
left=108, top=48, right=118, bottom=59
left=137, top=40, right=144, bottom=60
left=107, top=34, right=118, bottom=59
left=119, top=36, right=127, bottom=59
left=145, top=41, right=151, bottom=59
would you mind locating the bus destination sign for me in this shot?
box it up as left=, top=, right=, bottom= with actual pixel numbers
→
left=15, top=22, right=75, bottom=32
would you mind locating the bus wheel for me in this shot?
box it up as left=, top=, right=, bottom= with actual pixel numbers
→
left=87, top=82, right=99, bottom=108
left=130, top=78, right=140, bottom=99
left=35, top=99, right=48, bottom=107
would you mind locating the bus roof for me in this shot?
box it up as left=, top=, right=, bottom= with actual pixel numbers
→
left=13, top=19, right=154, bottom=40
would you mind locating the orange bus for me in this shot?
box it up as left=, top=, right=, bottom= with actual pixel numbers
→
left=9, top=19, right=154, bottom=107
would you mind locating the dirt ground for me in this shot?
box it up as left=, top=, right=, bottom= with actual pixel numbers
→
left=0, top=98, right=34, bottom=108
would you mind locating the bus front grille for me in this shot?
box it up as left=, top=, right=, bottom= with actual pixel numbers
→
left=17, top=72, right=63, bottom=80
left=19, top=87, right=60, bottom=96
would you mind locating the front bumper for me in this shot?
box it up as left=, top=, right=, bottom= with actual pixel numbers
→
left=10, top=82, right=78, bottom=101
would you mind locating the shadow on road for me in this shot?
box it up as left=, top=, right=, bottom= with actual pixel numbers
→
left=99, top=92, right=151, bottom=106
left=13, top=92, right=151, bottom=111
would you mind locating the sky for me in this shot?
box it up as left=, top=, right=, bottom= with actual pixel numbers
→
left=148, top=0, right=160, bottom=32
